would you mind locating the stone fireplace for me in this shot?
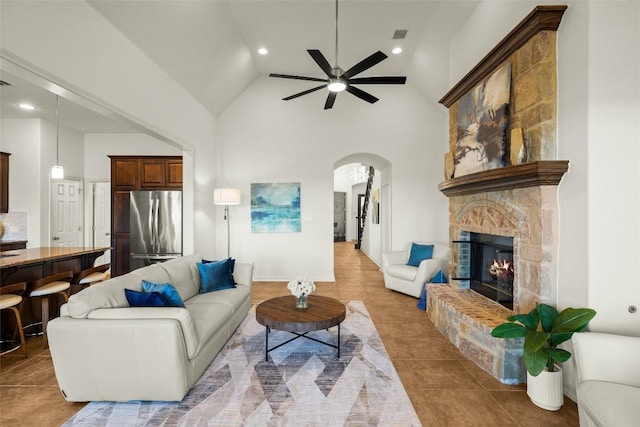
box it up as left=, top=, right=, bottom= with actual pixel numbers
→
left=428, top=169, right=566, bottom=384
left=426, top=6, right=569, bottom=384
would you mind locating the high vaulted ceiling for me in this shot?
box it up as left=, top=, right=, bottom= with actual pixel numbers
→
left=89, top=0, right=478, bottom=116
left=1, top=1, right=479, bottom=132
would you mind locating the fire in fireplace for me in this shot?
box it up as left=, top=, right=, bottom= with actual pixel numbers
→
left=453, top=232, right=515, bottom=309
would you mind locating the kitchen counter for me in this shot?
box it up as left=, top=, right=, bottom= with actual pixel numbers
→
left=0, top=246, right=111, bottom=339
left=0, top=246, right=110, bottom=286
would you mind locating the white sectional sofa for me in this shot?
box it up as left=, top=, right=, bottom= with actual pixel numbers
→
left=47, top=254, right=253, bottom=402
left=572, top=332, right=640, bottom=427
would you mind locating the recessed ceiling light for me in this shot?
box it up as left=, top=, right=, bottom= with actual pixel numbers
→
left=258, top=48, right=268, bottom=55
left=18, top=103, right=36, bottom=110
left=392, top=47, right=402, bottom=55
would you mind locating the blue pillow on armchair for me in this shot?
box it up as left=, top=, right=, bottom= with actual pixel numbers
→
left=406, top=243, right=434, bottom=267
left=125, top=289, right=171, bottom=307
left=198, top=258, right=236, bottom=293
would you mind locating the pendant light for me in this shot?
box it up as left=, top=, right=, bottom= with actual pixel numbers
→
left=50, top=95, right=64, bottom=179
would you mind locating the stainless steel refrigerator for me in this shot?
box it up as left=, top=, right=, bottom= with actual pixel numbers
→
left=130, top=190, right=182, bottom=271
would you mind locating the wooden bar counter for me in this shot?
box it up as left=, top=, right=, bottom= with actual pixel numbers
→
left=0, top=246, right=110, bottom=287
left=0, top=247, right=110, bottom=340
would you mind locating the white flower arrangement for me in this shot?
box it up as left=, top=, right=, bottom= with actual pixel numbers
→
left=287, top=277, right=316, bottom=298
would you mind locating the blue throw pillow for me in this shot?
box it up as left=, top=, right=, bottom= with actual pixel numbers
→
left=407, top=243, right=434, bottom=267
left=125, top=289, right=170, bottom=307
left=198, top=258, right=236, bottom=293
left=202, top=258, right=236, bottom=273
left=141, top=280, right=185, bottom=307
left=430, top=270, right=448, bottom=283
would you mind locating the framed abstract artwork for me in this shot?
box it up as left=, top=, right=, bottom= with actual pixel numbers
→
left=251, top=182, right=301, bottom=233
left=454, top=62, right=512, bottom=177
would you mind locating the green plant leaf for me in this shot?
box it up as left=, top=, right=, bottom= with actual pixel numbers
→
left=553, top=308, right=596, bottom=333
left=524, top=330, right=550, bottom=353
left=507, top=313, right=538, bottom=330
left=524, top=348, right=547, bottom=376
left=547, top=348, right=571, bottom=364
left=491, top=323, right=526, bottom=338
left=550, top=332, right=574, bottom=347
left=537, top=303, right=559, bottom=332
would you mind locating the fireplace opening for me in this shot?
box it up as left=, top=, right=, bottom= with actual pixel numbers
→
left=453, top=232, right=515, bottom=309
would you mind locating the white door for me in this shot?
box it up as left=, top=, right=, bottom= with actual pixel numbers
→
left=51, top=179, right=83, bottom=247
left=93, top=181, right=111, bottom=265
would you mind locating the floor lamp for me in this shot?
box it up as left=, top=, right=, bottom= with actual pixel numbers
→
left=214, top=188, right=241, bottom=258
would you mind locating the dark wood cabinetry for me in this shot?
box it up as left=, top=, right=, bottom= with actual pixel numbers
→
left=0, top=241, right=27, bottom=251
left=1, top=152, right=10, bottom=213
left=166, top=160, right=183, bottom=188
left=109, top=156, right=182, bottom=277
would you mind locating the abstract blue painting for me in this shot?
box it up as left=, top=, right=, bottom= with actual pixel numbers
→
left=251, top=183, right=301, bottom=233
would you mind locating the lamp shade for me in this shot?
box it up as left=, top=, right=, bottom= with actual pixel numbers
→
left=214, top=188, right=241, bottom=205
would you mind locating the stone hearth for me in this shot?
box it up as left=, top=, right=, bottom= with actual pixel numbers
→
left=426, top=284, right=524, bottom=384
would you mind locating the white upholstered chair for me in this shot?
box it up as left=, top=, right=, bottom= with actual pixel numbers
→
left=381, top=242, right=449, bottom=298
left=572, top=332, right=640, bottom=427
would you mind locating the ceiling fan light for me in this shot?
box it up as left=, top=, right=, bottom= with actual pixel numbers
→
left=327, top=79, right=346, bottom=92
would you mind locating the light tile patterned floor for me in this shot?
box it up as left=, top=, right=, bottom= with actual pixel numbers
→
left=0, top=242, right=579, bottom=426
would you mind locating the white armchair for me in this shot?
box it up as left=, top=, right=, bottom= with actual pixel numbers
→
left=572, top=332, right=640, bottom=427
left=381, top=242, right=449, bottom=298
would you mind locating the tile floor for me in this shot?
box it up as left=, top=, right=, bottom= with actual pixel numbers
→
left=0, top=242, right=579, bottom=426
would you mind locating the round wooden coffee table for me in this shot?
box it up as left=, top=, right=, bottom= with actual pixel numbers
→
left=256, top=295, right=346, bottom=361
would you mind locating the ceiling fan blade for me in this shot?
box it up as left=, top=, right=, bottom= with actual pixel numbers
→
left=324, top=92, right=337, bottom=110
left=269, top=73, right=327, bottom=83
left=348, top=76, right=407, bottom=85
left=346, top=85, right=379, bottom=104
left=282, top=85, right=326, bottom=101
left=342, top=51, right=388, bottom=79
left=307, top=50, right=335, bottom=78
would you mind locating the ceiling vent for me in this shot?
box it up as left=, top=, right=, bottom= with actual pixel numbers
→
left=0, top=80, right=12, bottom=86
left=393, top=30, right=408, bottom=40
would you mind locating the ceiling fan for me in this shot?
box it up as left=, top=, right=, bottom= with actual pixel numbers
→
left=269, top=0, right=406, bottom=110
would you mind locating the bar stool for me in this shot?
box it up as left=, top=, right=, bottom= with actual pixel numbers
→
left=27, top=271, right=73, bottom=349
left=71, top=263, right=110, bottom=292
left=0, top=282, right=28, bottom=358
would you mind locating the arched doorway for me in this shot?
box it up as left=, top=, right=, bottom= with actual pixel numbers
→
left=333, top=153, right=392, bottom=266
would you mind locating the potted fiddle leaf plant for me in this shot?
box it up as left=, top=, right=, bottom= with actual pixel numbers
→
left=491, top=303, right=596, bottom=411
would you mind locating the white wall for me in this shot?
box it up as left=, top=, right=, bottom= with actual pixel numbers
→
left=216, top=76, right=448, bottom=281
left=59, top=126, right=85, bottom=179
left=1, top=119, right=42, bottom=247
left=84, top=133, right=181, bottom=181
left=585, top=1, right=639, bottom=335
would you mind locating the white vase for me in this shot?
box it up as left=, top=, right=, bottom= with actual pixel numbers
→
left=526, top=366, right=564, bottom=411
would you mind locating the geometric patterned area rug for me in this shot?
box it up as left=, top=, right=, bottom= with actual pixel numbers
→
left=63, top=301, right=420, bottom=426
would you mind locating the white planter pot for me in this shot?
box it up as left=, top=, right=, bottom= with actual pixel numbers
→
left=526, top=366, right=564, bottom=411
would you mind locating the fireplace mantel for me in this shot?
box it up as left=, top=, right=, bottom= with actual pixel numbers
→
left=438, top=160, right=568, bottom=197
